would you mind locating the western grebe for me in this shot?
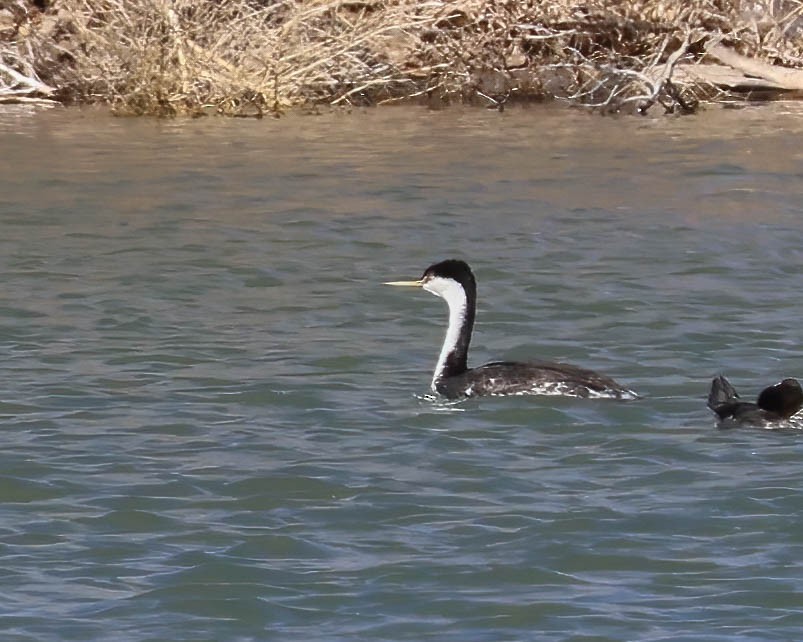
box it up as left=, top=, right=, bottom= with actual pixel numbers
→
left=707, top=375, right=803, bottom=427
left=385, top=259, right=637, bottom=400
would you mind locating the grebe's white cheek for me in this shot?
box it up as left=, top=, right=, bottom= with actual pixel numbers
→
left=422, top=278, right=441, bottom=298
left=423, top=276, right=462, bottom=301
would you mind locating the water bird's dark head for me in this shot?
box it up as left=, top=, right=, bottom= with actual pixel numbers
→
left=421, top=259, right=475, bottom=292
left=385, top=259, right=477, bottom=302
left=756, top=378, right=803, bottom=418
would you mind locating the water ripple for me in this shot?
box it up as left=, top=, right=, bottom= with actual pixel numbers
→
left=1, top=106, right=803, bottom=641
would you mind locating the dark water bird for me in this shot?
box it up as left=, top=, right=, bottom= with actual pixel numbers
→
left=707, top=375, right=803, bottom=428
left=385, top=259, right=637, bottom=400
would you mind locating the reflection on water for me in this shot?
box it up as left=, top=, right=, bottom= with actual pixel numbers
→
left=1, top=103, right=803, bottom=642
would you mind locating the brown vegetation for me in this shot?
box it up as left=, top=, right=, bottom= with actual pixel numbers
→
left=2, top=0, right=803, bottom=116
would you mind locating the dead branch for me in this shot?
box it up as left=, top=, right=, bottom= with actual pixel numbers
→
left=0, top=55, right=56, bottom=100
left=705, top=42, right=803, bottom=91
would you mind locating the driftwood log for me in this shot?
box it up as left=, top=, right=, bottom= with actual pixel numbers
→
left=674, top=43, right=803, bottom=97
left=0, top=56, right=57, bottom=105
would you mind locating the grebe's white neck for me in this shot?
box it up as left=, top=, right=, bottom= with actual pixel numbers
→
left=423, top=276, right=473, bottom=392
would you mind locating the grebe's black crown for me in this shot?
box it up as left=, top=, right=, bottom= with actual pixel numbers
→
left=422, top=259, right=476, bottom=288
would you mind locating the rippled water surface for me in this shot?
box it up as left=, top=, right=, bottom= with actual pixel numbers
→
left=2, top=104, right=803, bottom=641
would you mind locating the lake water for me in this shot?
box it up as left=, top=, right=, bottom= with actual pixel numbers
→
left=1, top=104, right=803, bottom=641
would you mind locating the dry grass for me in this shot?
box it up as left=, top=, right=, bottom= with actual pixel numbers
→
left=3, top=0, right=803, bottom=115
left=25, top=0, right=448, bottom=116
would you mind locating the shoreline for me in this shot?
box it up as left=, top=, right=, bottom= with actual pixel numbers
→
left=2, top=1, right=803, bottom=118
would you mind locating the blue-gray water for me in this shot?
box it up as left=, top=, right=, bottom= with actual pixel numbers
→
left=1, top=105, right=803, bottom=641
